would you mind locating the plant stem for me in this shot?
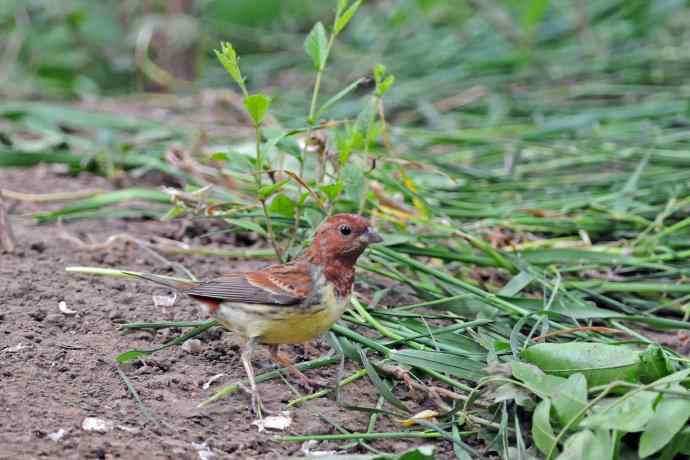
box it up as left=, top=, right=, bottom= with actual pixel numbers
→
left=254, top=123, right=282, bottom=261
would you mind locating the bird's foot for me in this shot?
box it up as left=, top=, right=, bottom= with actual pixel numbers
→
left=237, top=382, right=275, bottom=417
left=293, top=374, right=329, bottom=392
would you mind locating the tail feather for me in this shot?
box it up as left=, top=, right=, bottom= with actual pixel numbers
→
left=123, top=271, right=196, bottom=290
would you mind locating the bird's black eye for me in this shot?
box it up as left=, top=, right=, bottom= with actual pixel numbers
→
left=339, top=224, right=352, bottom=236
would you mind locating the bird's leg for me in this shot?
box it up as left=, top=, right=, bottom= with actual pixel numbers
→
left=240, top=336, right=270, bottom=418
left=268, top=345, right=327, bottom=390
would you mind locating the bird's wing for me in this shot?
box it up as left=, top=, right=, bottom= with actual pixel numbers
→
left=183, top=261, right=315, bottom=305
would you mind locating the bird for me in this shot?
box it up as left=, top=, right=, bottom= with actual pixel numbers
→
left=125, top=213, right=383, bottom=416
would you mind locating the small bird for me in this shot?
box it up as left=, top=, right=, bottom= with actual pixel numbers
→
left=126, top=213, right=382, bottom=415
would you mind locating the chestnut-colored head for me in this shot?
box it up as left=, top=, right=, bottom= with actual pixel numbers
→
left=307, top=214, right=383, bottom=266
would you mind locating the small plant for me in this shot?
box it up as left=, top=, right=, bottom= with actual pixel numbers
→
left=212, top=0, right=392, bottom=261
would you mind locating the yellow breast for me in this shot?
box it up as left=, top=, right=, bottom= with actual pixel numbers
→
left=215, top=284, right=350, bottom=345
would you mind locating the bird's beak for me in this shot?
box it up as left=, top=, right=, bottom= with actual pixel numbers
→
left=360, top=227, right=383, bottom=245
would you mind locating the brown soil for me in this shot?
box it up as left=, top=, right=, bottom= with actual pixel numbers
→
left=0, top=169, right=446, bottom=459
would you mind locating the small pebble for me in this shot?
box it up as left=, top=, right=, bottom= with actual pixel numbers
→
left=82, top=417, right=114, bottom=433
left=181, top=339, right=204, bottom=354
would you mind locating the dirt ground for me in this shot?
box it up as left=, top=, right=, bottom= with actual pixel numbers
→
left=0, top=168, right=446, bottom=459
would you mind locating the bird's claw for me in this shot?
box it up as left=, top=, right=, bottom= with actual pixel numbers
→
left=237, top=382, right=275, bottom=417
left=296, top=376, right=329, bottom=392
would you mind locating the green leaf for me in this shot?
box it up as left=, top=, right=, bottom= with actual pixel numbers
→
left=318, top=181, right=344, bottom=201
left=374, top=64, right=386, bottom=83
left=520, top=342, right=642, bottom=386
left=499, top=271, right=534, bottom=296
left=511, top=361, right=566, bottom=398
left=391, top=349, right=486, bottom=382
left=552, top=373, right=588, bottom=426
left=581, top=391, right=657, bottom=432
left=336, top=0, right=348, bottom=16
left=533, top=399, right=558, bottom=456
left=341, top=163, right=365, bottom=206
left=304, top=22, right=328, bottom=71
left=315, top=77, right=366, bottom=119
left=377, top=74, right=395, bottom=96
left=116, top=350, right=151, bottom=363
left=639, top=390, right=690, bottom=458
left=214, top=41, right=245, bottom=91
left=244, top=93, right=272, bottom=126
left=359, top=348, right=408, bottom=413
left=225, top=218, right=268, bottom=237
left=268, top=193, right=296, bottom=218
left=660, top=427, right=690, bottom=459
left=521, top=0, right=550, bottom=34
left=334, top=0, right=362, bottom=34
left=257, top=179, right=289, bottom=200
left=638, top=346, right=673, bottom=383
left=34, top=188, right=170, bottom=223
left=557, top=429, right=612, bottom=460
left=210, top=152, right=230, bottom=161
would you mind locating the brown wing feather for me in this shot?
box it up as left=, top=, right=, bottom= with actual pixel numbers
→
left=183, top=261, right=313, bottom=305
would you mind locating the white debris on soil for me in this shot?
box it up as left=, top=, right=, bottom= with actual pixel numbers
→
left=81, top=417, right=114, bottom=433
left=117, top=424, right=140, bottom=434
left=47, top=429, right=66, bottom=442
left=153, top=293, right=177, bottom=308
left=300, top=440, right=336, bottom=457
left=181, top=339, right=204, bottom=354
left=252, top=411, right=292, bottom=432
left=5, top=343, right=25, bottom=353
left=192, top=442, right=216, bottom=460
left=58, top=300, right=78, bottom=315
left=202, top=373, right=225, bottom=390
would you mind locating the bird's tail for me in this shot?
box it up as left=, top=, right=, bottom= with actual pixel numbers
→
left=123, top=271, right=196, bottom=290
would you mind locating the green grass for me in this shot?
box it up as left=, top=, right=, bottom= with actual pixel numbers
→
left=5, top=0, right=690, bottom=458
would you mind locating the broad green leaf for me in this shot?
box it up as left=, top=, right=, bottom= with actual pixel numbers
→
left=334, top=0, right=362, bottom=34
left=660, top=427, right=690, bottom=459
left=318, top=181, right=344, bottom=201
left=210, top=152, right=230, bottom=161
left=492, top=383, right=534, bottom=408
left=557, top=429, right=612, bottom=460
left=244, top=93, right=271, bottom=126
left=257, top=179, right=289, bottom=200
left=268, top=193, right=296, bottom=218
left=639, top=390, right=690, bottom=458
left=533, top=399, right=558, bottom=456
left=520, top=342, right=641, bottom=386
left=511, top=361, right=566, bottom=398
left=638, top=346, right=673, bottom=383
left=581, top=391, right=657, bottom=432
left=552, top=373, right=588, bottom=426
left=214, top=41, right=244, bottom=90
left=304, top=22, right=328, bottom=70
